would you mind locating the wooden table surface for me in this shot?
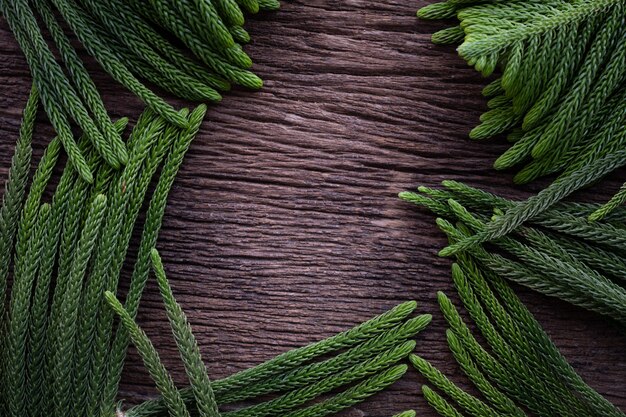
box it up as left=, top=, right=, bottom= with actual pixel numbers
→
left=1, top=1, right=625, bottom=415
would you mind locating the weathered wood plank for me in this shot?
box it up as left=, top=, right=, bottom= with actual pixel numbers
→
left=1, top=1, right=625, bottom=415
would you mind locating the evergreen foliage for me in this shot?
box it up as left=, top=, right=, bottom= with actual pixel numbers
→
left=0, top=97, right=428, bottom=417
left=0, top=0, right=277, bottom=181
left=5, top=1, right=624, bottom=416
left=418, top=0, right=626, bottom=254
left=402, top=181, right=626, bottom=324
left=150, top=249, right=220, bottom=417
left=0, top=86, right=36, bottom=316
left=124, top=297, right=429, bottom=417
left=409, top=261, right=624, bottom=417
left=107, top=251, right=427, bottom=417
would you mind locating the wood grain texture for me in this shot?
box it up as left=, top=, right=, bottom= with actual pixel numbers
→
left=1, top=1, right=626, bottom=415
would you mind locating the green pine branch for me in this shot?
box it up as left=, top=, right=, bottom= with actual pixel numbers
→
left=4, top=203, right=50, bottom=417
left=402, top=181, right=626, bottom=323
left=99, top=108, right=206, bottom=417
left=49, top=194, right=108, bottom=417
left=411, top=264, right=624, bottom=417
left=0, top=93, right=418, bottom=417
left=126, top=299, right=420, bottom=416
left=218, top=314, right=431, bottom=404
left=0, top=0, right=276, bottom=163
left=0, top=86, right=36, bottom=317
left=417, top=0, right=626, bottom=252
left=117, top=292, right=420, bottom=417
left=151, top=248, right=220, bottom=417
left=403, top=183, right=624, bottom=416
left=105, top=290, right=191, bottom=417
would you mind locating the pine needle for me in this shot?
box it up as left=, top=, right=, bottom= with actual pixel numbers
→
left=417, top=0, right=626, bottom=230
left=403, top=182, right=625, bottom=417
left=4, top=203, right=49, bottom=416
left=151, top=248, right=220, bottom=417
left=100, top=107, right=205, bottom=416
left=219, top=314, right=431, bottom=404
left=279, top=365, right=408, bottom=417
left=125, top=300, right=419, bottom=417
left=0, top=86, right=37, bottom=315
left=222, top=341, right=415, bottom=417
left=49, top=194, right=108, bottom=417
left=403, top=181, right=626, bottom=323
left=421, top=385, right=464, bottom=417
left=104, top=291, right=191, bottom=417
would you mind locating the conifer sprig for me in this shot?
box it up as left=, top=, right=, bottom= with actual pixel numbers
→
left=125, top=300, right=420, bottom=417
left=100, top=109, right=205, bottom=417
left=411, top=263, right=624, bottom=417
left=50, top=194, right=107, bottom=417
left=26, top=207, right=62, bottom=416
left=439, top=145, right=626, bottom=257
left=1, top=0, right=102, bottom=182
left=0, top=86, right=37, bottom=315
left=150, top=249, right=221, bottom=417
left=87, top=108, right=207, bottom=417
left=211, top=299, right=419, bottom=394
left=0, top=99, right=419, bottom=417
left=421, top=385, right=463, bottom=417
left=142, top=250, right=421, bottom=417
left=105, top=290, right=192, bottom=417
left=417, top=0, right=626, bottom=241
left=4, top=203, right=49, bottom=417
left=4, top=122, right=62, bottom=415
left=69, top=121, right=128, bottom=417
left=278, top=365, right=408, bottom=417
left=33, top=0, right=128, bottom=167
left=83, top=112, right=168, bottom=417
left=114, top=285, right=420, bottom=417
left=402, top=181, right=624, bottom=416
left=26, top=136, right=101, bottom=417
left=224, top=341, right=416, bottom=417
left=219, top=314, right=431, bottom=404
left=0, top=0, right=277, bottom=162
left=402, top=181, right=626, bottom=323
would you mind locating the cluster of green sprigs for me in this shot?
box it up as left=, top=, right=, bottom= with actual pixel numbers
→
left=0, top=95, right=427, bottom=417
left=0, top=0, right=278, bottom=183
left=409, top=260, right=623, bottom=417
left=418, top=0, right=626, bottom=223
left=401, top=180, right=626, bottom=325
left=110, top=249, right=428, bottom=417
left=0, top=91, right=209, bottom=417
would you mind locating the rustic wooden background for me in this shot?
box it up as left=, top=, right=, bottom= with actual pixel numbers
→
left=1, top=1, right=626, bottom=415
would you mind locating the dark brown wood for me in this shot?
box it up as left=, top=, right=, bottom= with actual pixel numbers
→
left=2, top=1, right=626, bottom=415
